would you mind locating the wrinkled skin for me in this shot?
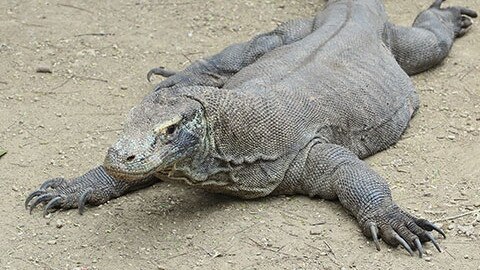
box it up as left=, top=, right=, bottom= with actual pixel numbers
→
left=26, top=0, right=476, bottom=257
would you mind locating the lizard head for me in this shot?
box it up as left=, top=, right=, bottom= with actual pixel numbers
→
left=103, top=91, right=206, bottom=181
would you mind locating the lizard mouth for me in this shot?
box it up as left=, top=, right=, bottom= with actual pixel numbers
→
left=103, top=149, right=170, bottom=181
left=104, top=164, right=157, bottom=181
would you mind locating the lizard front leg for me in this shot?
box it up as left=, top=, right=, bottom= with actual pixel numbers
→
left=149, top=18, right=314, bottom=89
left=276, top=142, right=445, bottom=256
left=25, top=166, right=160, bottom=216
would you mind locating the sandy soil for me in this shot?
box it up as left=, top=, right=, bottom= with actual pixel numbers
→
left=1, top=0, right=479, bottom=269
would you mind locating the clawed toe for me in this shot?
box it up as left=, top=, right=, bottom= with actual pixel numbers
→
left=369, top=223, right=381, bottom=251
left=457, top=16, right=475, bottom=36
left=426, top=232, right=442, bottom=252
left=25, top=190, right=45, bottom=209
left=362, top=205, right=446, bottom=257
left=43, top=196, right=64, bottom=217
left=461, top=16, right=473, bottom=28
left=39, top=178, right=66, bottom=190
left=78, top=188, right=94, bottom=215
left=416, top=218, right=446, bottom=239
left=414, top=238, right=424, bottom=258
left=147, top=67, right=177, bottom=82
left=459, top=7, right=478, bottom=18
left=29, top=194, right=54, bottom=214
left=392, top=231, right=414, bottom=256
left=430, top=0, right=445, bottom=9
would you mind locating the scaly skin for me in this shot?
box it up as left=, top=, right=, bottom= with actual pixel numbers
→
left=26, top=0, right=476, bottom=257
left=25, top=166, right=159, bottom=216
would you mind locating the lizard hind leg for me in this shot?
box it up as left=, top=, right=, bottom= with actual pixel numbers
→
left=276, top=142, right=445, bottom=256
left=384, top=0, right=477, bottom=75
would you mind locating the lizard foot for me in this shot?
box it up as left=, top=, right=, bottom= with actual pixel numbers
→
left=25, top=166, right=129, bottom=216
left=25, top=178, right=93, bottom=216
left=360, top=204, right=445, bottom=257
left=429, top=0, right=477, bottom=37
left=25, top=176, right=109, bottom=216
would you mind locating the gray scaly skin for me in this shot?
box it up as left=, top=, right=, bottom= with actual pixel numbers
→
left=26, top=0, right=476, bottom=257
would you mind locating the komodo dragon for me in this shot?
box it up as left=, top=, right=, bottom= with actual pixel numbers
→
left=26, top=0, right=477, bottom=257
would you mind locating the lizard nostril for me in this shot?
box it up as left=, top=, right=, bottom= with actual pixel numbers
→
left=126, top=155, right=136, bottom=162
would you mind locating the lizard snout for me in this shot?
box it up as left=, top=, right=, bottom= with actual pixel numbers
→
left=126, top=154, right=137, bottom=162
left=103, top=144, right=156, bottom=181
left=105, top=145, right=147, bottom=166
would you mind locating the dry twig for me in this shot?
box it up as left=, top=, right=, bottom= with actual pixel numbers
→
left=74, top=33, right=115, bottom=37
left=433, top=209, right=480, bottom=222
left=57, top=3, right=93, bottom=14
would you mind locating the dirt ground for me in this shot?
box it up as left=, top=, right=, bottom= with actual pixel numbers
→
left=1, top=0, right=479, bottom=269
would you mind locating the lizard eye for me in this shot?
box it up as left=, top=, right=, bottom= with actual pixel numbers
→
left=166, top=124, right=176, bottom=135
left=153, top=116, right=182, bottom=135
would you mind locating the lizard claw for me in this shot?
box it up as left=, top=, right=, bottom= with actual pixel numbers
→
left=461, top=16, right=473, bottom=28
left=29, top=194, right=54, bottom=214
left=369, top=223, right=381, bottom=251
left=369, top=222, right=415, bottom=256
left=78, top=188, right=94, bottom=215
left=430, top=0, right=445, bottom=9
left=39, top=178, right=66, bottom=190
left=393, top=231, right=414, bottom=256
left=458, top=7, right=478, bottom=18
left=147, top=66, right=177, bottom=82
left=426, top=232, right=442, bottom=252
left=415, top=218, right=446, bottom=239
left=25, top=190, right=46, bottom=209
left=360, top=204, right=444, bottom=257
left=414, top=238, right=424, bottom=258
left=43, top=196, right=64, bottom=217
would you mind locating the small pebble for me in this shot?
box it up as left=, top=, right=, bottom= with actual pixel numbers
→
left=36, top=64, right=52, bottom=73
left=56, top=219, right=64, bottom=229
left=47, top=240, right=57, bottom=245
